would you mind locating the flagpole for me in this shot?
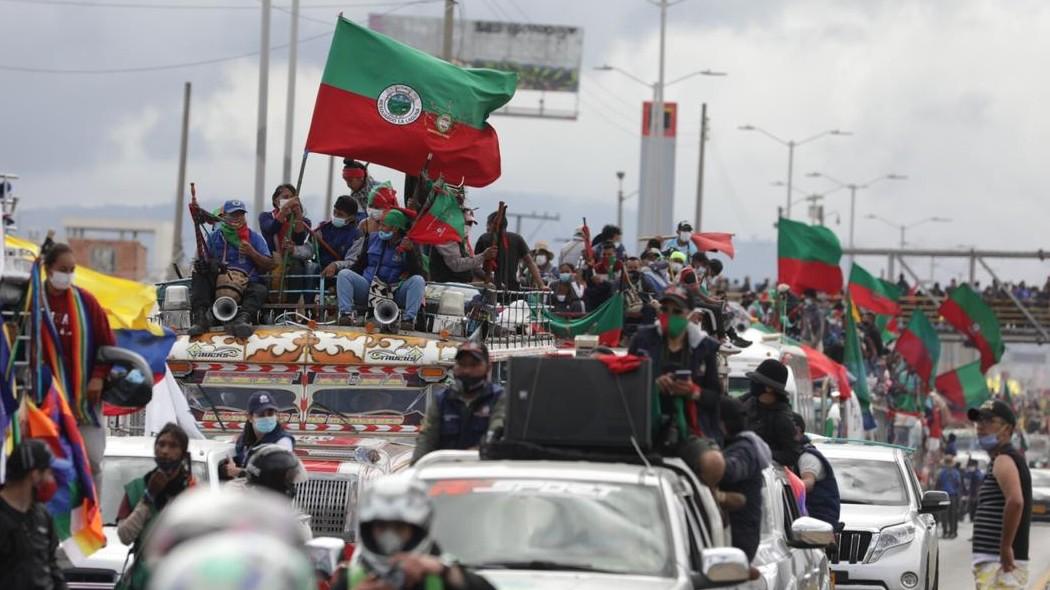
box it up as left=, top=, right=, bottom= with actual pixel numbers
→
left=294, top=151, right=308, bottom=196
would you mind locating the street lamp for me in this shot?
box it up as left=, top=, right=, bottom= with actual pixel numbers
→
left=616, top=171, right=626, bottom=228
left=806, top=172, right=907, bottom=252
left=738, top=125, right=852, bottom=219
left=772, top=181, right=845, bottom=224
left=865, top=214, right=950, bottom=248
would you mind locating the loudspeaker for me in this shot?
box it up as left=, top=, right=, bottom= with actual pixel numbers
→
left=504, top=356, right=652, bottom=451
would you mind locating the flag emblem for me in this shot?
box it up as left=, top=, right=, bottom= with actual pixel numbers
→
left=435, top=113, right=454, bottom=134
left=377, top=84, right=422, bottom=125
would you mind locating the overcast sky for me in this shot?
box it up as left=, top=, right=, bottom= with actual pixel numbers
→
left=3, top=0, right=1050, bottom=282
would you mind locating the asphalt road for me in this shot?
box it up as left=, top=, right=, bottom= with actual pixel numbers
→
left=937, top=519, right=1050, bottom=589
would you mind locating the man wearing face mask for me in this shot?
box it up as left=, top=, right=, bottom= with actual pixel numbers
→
left=319, top=196, right=363, bottom=274
left=115, top=423, right=194, bottom=590
left=592, top=225, right=627, bottom=265
left=550, top=264, right=584, bottom=313
left=0, top=439, right=65, bottom=590
left=337, top=182, right=407, bottom=276
left=42, top=243, right=116, bottom=491
left=527, top=240, right=557, bottom=284
left=429, top=206, right=496, bottom=284
left=411, top=341, right=503, bottom=464
left=741, top=359, right=803, bottom=468
left=224, top=391, right=295, bottom=479
left=343, top=159, right=378, bottom=212
left=663, top=220, right=699, bottom=258
left=667, top=250, right=687, bottom=282
left=969, top=400, right=1032, bottom=589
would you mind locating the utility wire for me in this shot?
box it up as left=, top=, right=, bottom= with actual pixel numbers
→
left=0, top=0, right=437, bottom=9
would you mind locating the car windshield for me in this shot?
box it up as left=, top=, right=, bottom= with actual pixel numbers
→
left=427, top=477, right=673, bottom=577
left=100, top=457, right=208, bottom=526
left=1030, top=470, right=1050, bottom=488
left=825, top=457, right=908, bottom=505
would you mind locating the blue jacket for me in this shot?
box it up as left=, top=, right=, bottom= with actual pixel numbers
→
left=316, top=220, right=361, bottom=268
left=206, top=228, right=271, bottom=282
left=434, top=384, right=503, bottom=450
left=233, top=424, right=295, bottom=467
left=937, top=466, right=962, bottom=496
left=361, top=233, right=422, bottom=285
left=798, top=443, right=841, bottom=527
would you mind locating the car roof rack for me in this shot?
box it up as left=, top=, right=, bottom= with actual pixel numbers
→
left=816, top=438, right=915, bottom=454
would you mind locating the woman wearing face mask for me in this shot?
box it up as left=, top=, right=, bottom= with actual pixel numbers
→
left=551, top=264, right=584, bottom=313
left=225, top=391, right=295, bottom=479
left=42, top=242, right=116, bottom=493
left=115, top=423, right=194, bottom=590
left=259, top=184, right=314, bottom=303
left=525, top=241, right=557, bottom=285
left=667, top=250, right=688, bottom=282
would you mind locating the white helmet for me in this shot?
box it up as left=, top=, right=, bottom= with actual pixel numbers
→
left=140, top=487, right=310, bottom=570
left=148, top=532, right=314, bottom=590
left=356, top=474, right=434, bottom=576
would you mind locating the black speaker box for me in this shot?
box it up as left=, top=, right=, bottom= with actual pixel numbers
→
left=504, top=356, right=652, bottom=451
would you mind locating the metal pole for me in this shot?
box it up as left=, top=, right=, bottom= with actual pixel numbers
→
left=253, top=0, right=272, bottom=216
left=969, top=251, right=976, bottom=284
left=441, top=0, right=454, bottom=60
left=652, top=0, right=667, bottom=224
left=616, top=173, right=624, bottom=229
left=170, top=81, right=191, bottom=278
left=324, top=156, right=335, bottom=217
left=900, top=225, right=906, bottom=248
left=282, top=0, right=298, bottom=184
left=785, top=141, right=795, bottom=218
left=848, top=186, right=857, bottom=249
left=695, top=102, right=707, bottom=232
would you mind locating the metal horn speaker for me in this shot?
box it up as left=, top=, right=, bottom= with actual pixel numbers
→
left=212, top=296, right=239, bottom=323
left=373, top=298, right=400, bottom=325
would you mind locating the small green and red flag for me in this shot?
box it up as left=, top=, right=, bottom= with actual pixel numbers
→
left=777, top=218, right=843, bottom=294
left=405, top=185, right=465, bottom=246
left=936, top=361, right=991, bottom=416
left=543, top=292, right=624, bottom=347
left=938, top=285, right=1004, bottom=372
left=843, top=297, right=870, bottom=410
left=895, top=311, right=940, bottom=390
left=847, top=263, right=901, bottom=316
left=306, top=17, right=517, bottom=187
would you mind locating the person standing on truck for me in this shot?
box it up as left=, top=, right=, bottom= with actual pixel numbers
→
left=0, top=439, right=65, bottom=590
left=412, top=341, right=504, bottom=464
left=718, top=396, right=772, bottom=563
left=224, top=391, right=296, bottom=479
left=43, top=242, right=116, bottom=492
left=115, top=423, right=195, bottom=590
left=969, top=400, right=1032, bottom=590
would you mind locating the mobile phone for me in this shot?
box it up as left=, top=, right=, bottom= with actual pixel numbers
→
left=674, top=369, right=692, bottom=381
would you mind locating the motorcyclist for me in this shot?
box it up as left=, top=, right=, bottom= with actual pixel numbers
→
left=242, top=443, right=313, bottom=539
left=340, top=474, right=495, bottom=590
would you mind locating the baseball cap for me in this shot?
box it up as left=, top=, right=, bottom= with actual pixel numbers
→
left=248, top=391, right=279, bottom=416
left=455, top=341, right=489, bottom=363
left=658, top=286, right=690, bottom=310
left=6, top=439, right=54, bottom=479
left=967, top=399, right=1016, bottom=426
left=677, top=220, right=693, bottom=232
left=223, top=199, right=248, bottom=215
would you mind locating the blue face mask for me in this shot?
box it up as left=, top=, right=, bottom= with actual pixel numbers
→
left=378, top=230, right=394, bottom=241
left=254, top=416, right=277, bottom=434
left=331, top=216, right=348, bottom=228
left=978, top=433, right=1000, bottom=450
left=559, top=272, right=572, bottom=282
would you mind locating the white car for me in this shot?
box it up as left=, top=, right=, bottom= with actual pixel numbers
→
left=814, top=440, right=948, bottom=590
left=404, top=451, right=757, bottom=589
left=752, top=466, right=834, bottom=590
left=62, top=437, right=234, bottom=590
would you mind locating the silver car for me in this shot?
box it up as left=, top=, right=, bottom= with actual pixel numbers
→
left=405, top=451, right=755, bottom=589
left=815, top=440, right=948, bottom=590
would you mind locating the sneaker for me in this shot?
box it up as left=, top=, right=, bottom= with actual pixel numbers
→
left=337, top=312, right=356, bottom=326
left=188, top=322, right=208, bottom=337
left=719, top=341, right=742, bottom=355
left=399, top=319, right=417, bottom=333
left=732, top=335, right=752, bottom=348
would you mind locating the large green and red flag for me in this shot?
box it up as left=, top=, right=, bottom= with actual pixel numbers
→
left=936, top=361, right=991, bottom=416
left=938, top=285, right=1004, bottom=371
left=543, top=292, right=624, bottom=347
left=777, top=218, right=843, bottom=294
left=848, top=263, right=901, bottom=315
left=895, top=311, right=940, bottom=390
left=843, top=298, right=870, bottom=410
left=306, top=17, right=517, bottom=187
left=405, top=186, right=465, bottom=246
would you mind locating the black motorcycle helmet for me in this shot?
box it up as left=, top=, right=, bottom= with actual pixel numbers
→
left=244, top=444, right=307, bottom=499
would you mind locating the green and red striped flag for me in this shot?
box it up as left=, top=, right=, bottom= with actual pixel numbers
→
left=843, top=298, right=870, bottom=410
left=895, top=311, right=940, bottom=390
left=848, top=263, right=901, bottom=315
left=405, top=186, right=465, bottom=246
left=543, top=292, right=624, bottom=347
left=936, top=361, right=990, bottom=414
left=938, top=285, right=1004, bottom=372
left=777, top=218, right=843, bottom=294
left=306, top=17, right=517, bottom=187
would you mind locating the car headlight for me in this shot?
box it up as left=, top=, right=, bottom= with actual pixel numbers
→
left=868, top=523, right=916, bottom=562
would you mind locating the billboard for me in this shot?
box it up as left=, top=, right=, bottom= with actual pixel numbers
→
left=368, top=14, right=583, bottom=93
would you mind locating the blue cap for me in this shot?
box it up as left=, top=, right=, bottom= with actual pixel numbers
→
left=223, top=199, right=248, bottom=214
left=248, top=391, right=279, bottom=415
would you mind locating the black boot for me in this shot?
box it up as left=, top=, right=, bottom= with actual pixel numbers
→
left=230, top=313, right=255, bottom=339
left=188, top=308, right=210, bottom=337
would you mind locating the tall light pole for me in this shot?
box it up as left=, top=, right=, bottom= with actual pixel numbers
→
left=738, top=125, right=851, bottom=219
left=253, top=0, right=272, bottom=216
left=616, top=170, right=626, bottom=228
left=281, top=0, right=299, bottom=184
left=865, top=214, right=951, bottom=248
left=806, top=172, right=907, bottom=252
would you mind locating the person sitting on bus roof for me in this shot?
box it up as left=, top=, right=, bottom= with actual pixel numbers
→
left=342, top=159, right=377, bottom=214
left=338, top=182, right=405, bottom=273
left=336, top=209, right=424, bottom=331
left=318, top=195, right=363, bottom=279
left=411, top=341, right=504, bottom=465
left=189, top=199, right=274, bottom=338
left=430, top=204, right=496, bottom=284
left=259, top=184, right=313, bottom=304
left=222, top=391, right=295, bottom=479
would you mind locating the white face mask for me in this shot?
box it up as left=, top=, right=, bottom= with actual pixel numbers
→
left=375, top=529, right=405, bottom=555
left=278, top=198, right=291, bottom=209
left=368, top=207, right=383, bottom=221
left=50, top=270, right=74, bottom=290
left=535, top=254, right=548, bottom=266
left=613, top=241, right=621, bottom=249
left=678, top=231, right=692, bottom=242
left=670, top=262, right=683, bottom=273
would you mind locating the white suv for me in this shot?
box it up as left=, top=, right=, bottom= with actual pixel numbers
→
left=814, top=440, right=948, bottom=590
